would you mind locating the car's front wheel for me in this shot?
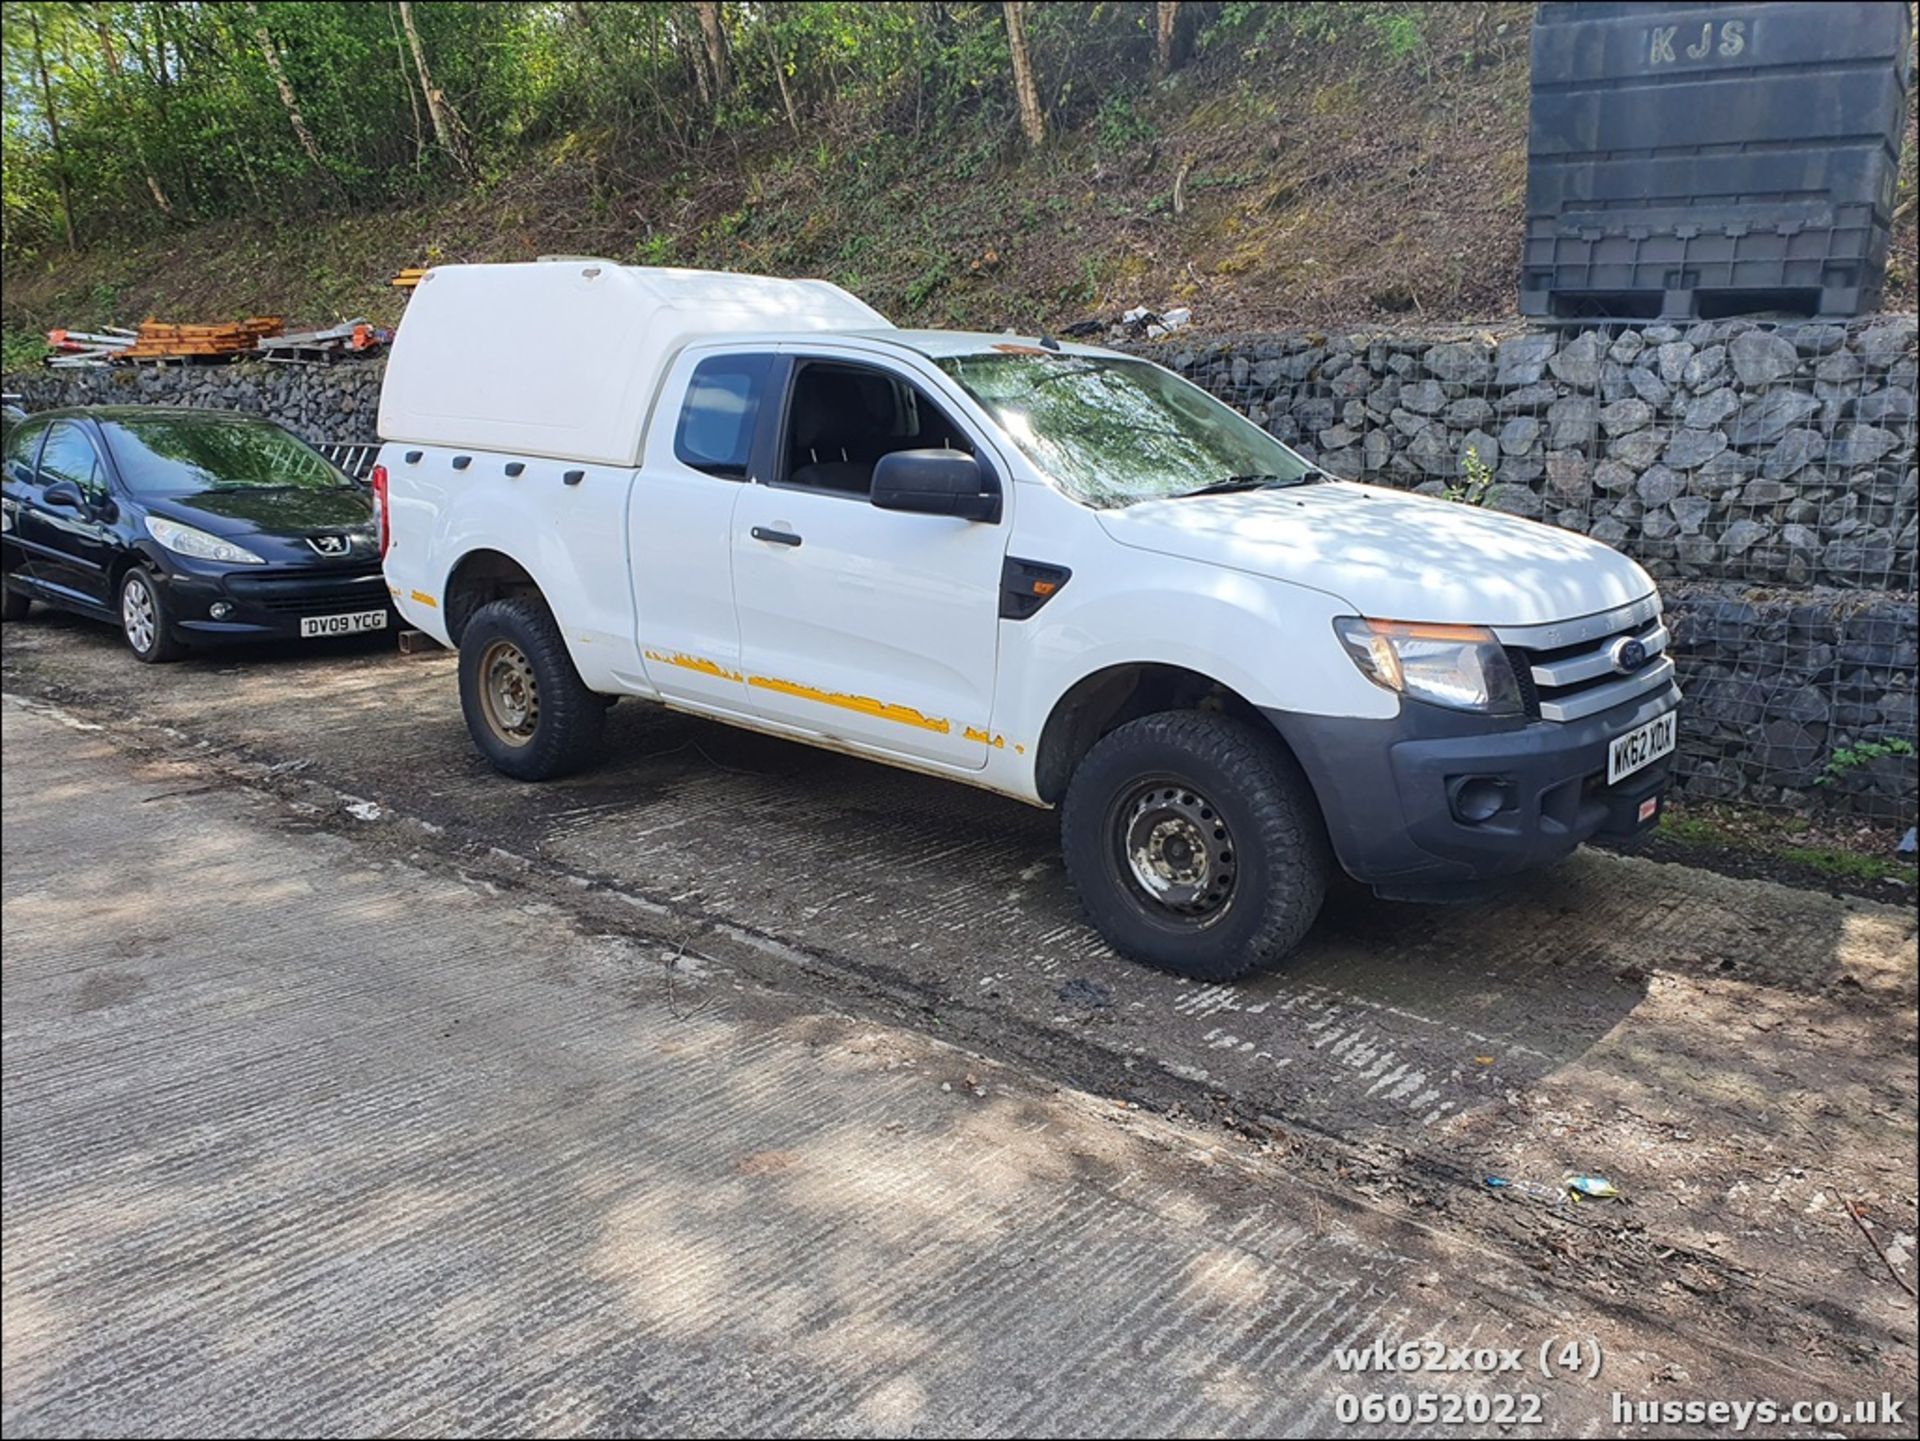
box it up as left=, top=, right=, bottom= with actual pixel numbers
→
left=458, top=596, right=606, bottom=780
left=1061, top=711, right=1329, bottom=981
left=119, top=568, right=185, bottom=663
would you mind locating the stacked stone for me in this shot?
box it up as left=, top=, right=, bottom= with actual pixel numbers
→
left=1664, top=585, right=1916, bottom=821
left=1143, top=314, right=1917, bottom=593
left=5, top=356, right=388, bottom=447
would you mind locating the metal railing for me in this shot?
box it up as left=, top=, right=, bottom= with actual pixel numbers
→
left=315, top=440, right=379, bottom=480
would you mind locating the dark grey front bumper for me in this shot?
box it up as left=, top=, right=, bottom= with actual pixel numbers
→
left=1267, top=683, right=1680, bottom=900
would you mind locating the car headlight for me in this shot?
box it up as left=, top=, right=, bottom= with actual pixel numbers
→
left=144, top=515, right=264, bottom=566
left=1333, top=617, right=1523, bottom=716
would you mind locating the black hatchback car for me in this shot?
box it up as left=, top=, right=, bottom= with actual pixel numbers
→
left=1, top=407, right=392, bottom=662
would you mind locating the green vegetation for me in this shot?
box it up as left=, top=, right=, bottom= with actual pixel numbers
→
left=1, top=328, right=49, bottom=371
left=1817, top=738, right=1917, bottom=787
left=0, top=1, right=1208, bottom=260
left=1776, top=844, right=1917, bottom=886
left=1444, top=445, right=1494, bottom=505
left=1656, top=807, right=1917, bottom=888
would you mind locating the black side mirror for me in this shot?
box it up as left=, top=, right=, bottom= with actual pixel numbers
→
left=42, top=480, right=85, bottom=511
left=871, top=449, right=999, bottom=523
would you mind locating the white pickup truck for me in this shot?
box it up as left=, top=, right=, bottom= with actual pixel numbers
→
left=377, top=262, right=1678, bottom=980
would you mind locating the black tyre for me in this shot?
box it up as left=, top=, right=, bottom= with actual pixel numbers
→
left=1061, top=711, right=1329, bottom=981
left=119, top=568, right=185, bottom=663
left=458, top=596, right=605, bottom=780
left=1, top=584, right=28, bottom=622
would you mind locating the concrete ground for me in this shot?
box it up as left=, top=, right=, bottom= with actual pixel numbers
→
left=3, top=614, right=1917, bottom=1435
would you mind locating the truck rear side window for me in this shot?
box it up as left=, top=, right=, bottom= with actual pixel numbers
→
left=675, top=354, right=773, bottom=479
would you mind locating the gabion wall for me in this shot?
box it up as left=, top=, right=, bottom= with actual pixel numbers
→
left=1661, top=585, right=1914, bottom=822
left=8, top=316, right=1918, bottom=825
left=1132, top=315, right=1917, bottom=592
left=6, top=358, right=384, bottom=446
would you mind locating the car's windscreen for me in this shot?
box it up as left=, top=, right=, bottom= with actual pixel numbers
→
left=103, top=417, right=353, bottom=496
left=934, top=353, right=1314, bottom=507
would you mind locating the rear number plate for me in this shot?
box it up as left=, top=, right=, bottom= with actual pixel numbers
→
left=301, top=609, right=388, bottom=638
left=1609, top=709, right=1676, bottom=785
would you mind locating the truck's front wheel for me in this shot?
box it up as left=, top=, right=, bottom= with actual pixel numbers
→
left=1061, top=711, right=1328, bottom=981
left=458, top=597, right=605, bottom=780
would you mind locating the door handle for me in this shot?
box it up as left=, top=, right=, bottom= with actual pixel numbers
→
left=751, top=526, right=803, bottom=548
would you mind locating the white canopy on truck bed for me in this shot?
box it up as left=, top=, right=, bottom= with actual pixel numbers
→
left=377, top=262, right=892, bottom=466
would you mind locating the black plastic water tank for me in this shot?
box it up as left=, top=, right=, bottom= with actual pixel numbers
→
left=1523, top=2, right=1913, bottom=319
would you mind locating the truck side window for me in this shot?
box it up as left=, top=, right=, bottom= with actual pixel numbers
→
left=675, top=353, right=773, bottom=479
left=782, top=360, right=972, bottom=498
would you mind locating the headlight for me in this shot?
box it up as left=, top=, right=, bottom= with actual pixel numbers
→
left=144, top=515, right=264, bottom=566
left=1333, top=617, right=1523, bottom=715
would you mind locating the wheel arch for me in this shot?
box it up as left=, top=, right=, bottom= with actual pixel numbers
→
left=442, top=547, right=546, bottom=646
left=1032, top=660, right=1298, bottom=805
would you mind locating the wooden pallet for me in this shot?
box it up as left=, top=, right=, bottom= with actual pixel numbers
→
left=115, top=316, right=284, bottom=362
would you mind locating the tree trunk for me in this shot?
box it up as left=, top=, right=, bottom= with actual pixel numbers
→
left=93, top=6, right=174, bottom=216
left=694, top=2, right=729, bottom=102
left=244, top=3, right=334, bottom=184
left=1154, top=1, right=1184, bottom=81
left=398, top=0, right=473, bottom=175
left=684, top=22, right=712, bottom=109
left=763, top=24, right=799, bottom=135
left=1002, top=2, right=1045, bottom=147
left=387, top=3, right=426, bottom=169
left=29, top=7, right=79, bottom=250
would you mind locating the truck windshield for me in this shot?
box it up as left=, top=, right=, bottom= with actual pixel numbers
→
left=935, top=352, right=1315, bottom=507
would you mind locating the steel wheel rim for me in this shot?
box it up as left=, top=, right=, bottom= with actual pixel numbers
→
left=478, top=639, right=539, bottom=746
left=1112, top=776, right=1237, bottom=926
left=122, top=580, right=156, bottom=653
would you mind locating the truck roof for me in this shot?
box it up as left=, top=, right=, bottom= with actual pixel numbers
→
left=378, top=262, right=893, bottom=466
left=843, top=328, right=1124, bottom=361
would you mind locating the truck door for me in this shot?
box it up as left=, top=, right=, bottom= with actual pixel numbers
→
left=730, top=351, right=1011, bottom=771
left=632, top=349, right=778, bottom=717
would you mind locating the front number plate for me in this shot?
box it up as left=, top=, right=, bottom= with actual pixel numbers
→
left=301, top=609, right=388, bottom=638
left=1608, top=709, right=1676, bottom=785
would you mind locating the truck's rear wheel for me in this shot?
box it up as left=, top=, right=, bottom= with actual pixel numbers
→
left=458, top=597, right=605, bottom=780
left=1061, top=711, right=1328, bottom=981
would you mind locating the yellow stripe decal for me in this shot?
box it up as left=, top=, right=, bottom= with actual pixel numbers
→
left=644, top=649, right=1024, bottom=745
left=747, top=674, right=951, bottom=734
left=645, top=649, right=743, bottom=683
left=409, top=590, right=438, bottom=608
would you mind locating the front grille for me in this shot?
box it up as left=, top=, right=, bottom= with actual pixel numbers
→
left=226, top=570, right=387, bottom=615
left=1498, top=597, right=1675, bottom=723
left=1508, top=649, right=1543, bottom=718
left=254, top=588, right=389, bottom=615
